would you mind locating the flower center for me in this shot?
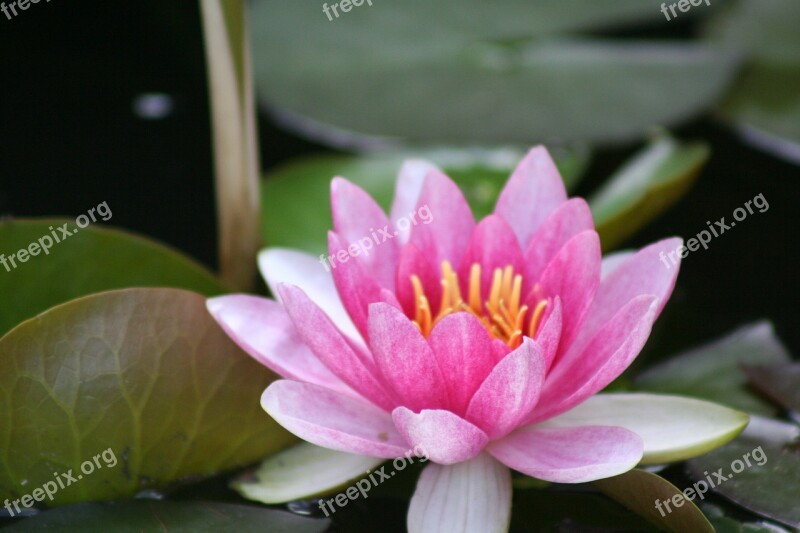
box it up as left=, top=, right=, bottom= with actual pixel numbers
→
left=410, top=261, right=547, bottom=348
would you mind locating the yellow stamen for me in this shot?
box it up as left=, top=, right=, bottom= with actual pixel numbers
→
left=410, top=262, right=548, bottom=347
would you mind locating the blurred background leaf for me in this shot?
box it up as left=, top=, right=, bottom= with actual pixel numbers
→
left=250, top=0, right=740, bottom=148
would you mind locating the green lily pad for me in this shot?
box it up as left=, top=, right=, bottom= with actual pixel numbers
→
left=0, top=288, right=294, bottom=507
left=687, top=437, right=800, bottom=529
left=262, top=147, right=588, bottom=254
left=742, top=363, right=800, bottom=413
left=635, top=322, right=791, bottom=416
left=705, top=0, right=800, bottom=161
left=593, top=469, right=714, bottom=533
left=0, top=219, right=227, bottom=336
left=2, top=501, right=329, bottom=532
left=589, top=134, right=709, bottom=249
left=251, top=1, right=739, bottom=146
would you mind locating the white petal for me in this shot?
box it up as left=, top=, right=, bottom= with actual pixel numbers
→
left=258, top=248, right=362, bottom=344
left=234, top=442, right=384, bottom=504
left=540, top=393, right=749, bottom=464
left=408, top=453, right=511, bottom=533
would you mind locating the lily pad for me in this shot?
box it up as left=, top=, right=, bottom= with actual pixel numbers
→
left=251, top=0, right=739, bottom=146
left=593, top=469, right=714, bottom=533
left=0, top=219, right=227, bottom=336
left=589, top=134, right=709, bottom=249
left=687, top=437, right=800, bottom=529
left=262, top=147, right=588, bottom=254
left=705, top=0, right=800, bottom=162
left=2, top=501, right=329, bottom=532
left=742, top=363, right=800, bottom=413
left=0, top=288, right=294, bottom=506
left=635, top=322, right=791, bottom=416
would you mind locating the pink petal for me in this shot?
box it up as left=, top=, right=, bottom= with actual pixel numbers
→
left=457, top=215, right=524, bottom=302
left=390, top=159, right=440, bottom=239
left=331, top=178, right=399, bottom=291
left=368, top=303, right=449, bottom=411
left=408, top=169, right=475, bottom=269
left=278, top=283, right=396, bottom=411
left=570, top=238, right=681, bottom=356
left=262, top=380, right=407, bottom=458
left=600, top=250, right=635, bottom=280
left=523, top=198, right=594, bottom=284
left=536, top=296, right=562, bottom=371
left=534, top=230, right=601, bottom=350
left=465, top=339, right=546, bottom=439
left=206, top=295, right=351, bottom=395
left=395, top=243, right=442, bottom=318
left=408, top=454, right=511, bottom=533
left=258, top=248, right=361, bottom=344
left=530, top=295, right=659, bottom=422
left=494, top=146, right=568, bottom=248
left=429, top=313, right=497, bottom=414
left=392, top=407, right=488, bottom=465
left=489, top=425, right=643, bottom=483
left=328, top=231, right=386, bottom=338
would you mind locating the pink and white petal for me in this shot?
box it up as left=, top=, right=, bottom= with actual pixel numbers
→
left=457, top=215, right=524, bottom=302
left=408, top=169, right=475, bottom=269
left=368, top=303, right=449, bottom=411
left=206, top=295, right=351, bottom=395
left=535, top=296, right=562, bottom=371
left=262, top=380, right=407, bottom=458
left=392, top=407, right=489, bottom=465
left=390, top=159, right=440, bottom=237
left=395, top=243, right=442, bottom=318
left=488, top=425, right=643, bottom=483
left=258, top=248, right=361, bottom=344
left=466, top=339, right=546, bottom=439
left=429, top=313, right=497, bottom=414
left=530, top=295, right=659, bottom=422
left=408, top=454, right=511, bottom=533
left=569, top=238, right=681, bottom=356
left=523, top=198, right=595, bottom=284
left=600, top=250, right=635, bottom=280
left=494, top=146, right=568, bottom=248
left=279, top=284, right=396, bottom=411
left=328, top=231, right=387, bottom=338
left=533, top=230, right=601, bottom=349
left=331, top=178, right=399, bottom=291
left=491, top=339, right=511, bottom=364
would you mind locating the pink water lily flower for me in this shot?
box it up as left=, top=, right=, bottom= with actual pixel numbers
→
left=208, top=147, right=747, bottom=532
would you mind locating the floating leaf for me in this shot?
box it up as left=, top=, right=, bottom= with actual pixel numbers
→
left=262, top=147, right=588, bottom=254
left=510, top=490, right=653, bottom=531
left=594, top=469, right=714, bottom=533
left=687, top=437, right=800, bottom=529
left=2, top=501, right=328, bottom=532
left=0, top=289, right=294, bottom=506
left=635, top=322, right=791, bottom=415
left=251, top=1, right=739, bottom=147
left=0, top=219, right=226, bottom=336
left=588, top=134, right=709, bottom=249
left=743, top=363, right=800, bottom=413
left=705, top=0, right=800, bottom=162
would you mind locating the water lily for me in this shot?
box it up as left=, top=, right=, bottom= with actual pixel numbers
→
left=208, top=147, right=748, bottom=532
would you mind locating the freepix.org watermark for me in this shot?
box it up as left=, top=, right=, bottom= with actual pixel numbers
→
left=654, top=445, right=767, bottom=517
left=317, top=445, right=428, bottom=517
left=3, top=448, right=118, bottom=516
left=1, top=0, right=54, bottom=21
left=0, top=201, right=112, bottom=273
left=660, top=193, right=768, bottom=269
left=319, top=204, right=433, bottom=272
left=322, top=0, right=372, bottom=21
left=660, top=0, right=711, bottom=22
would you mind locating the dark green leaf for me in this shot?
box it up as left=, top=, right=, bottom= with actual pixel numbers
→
left=0, top=220, right=226, bottom=336
left=635, top=322, right=791, bottom=415
left=0, top=289, right=294, bottom=506
left=743, top=363, right=800, bottom=413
